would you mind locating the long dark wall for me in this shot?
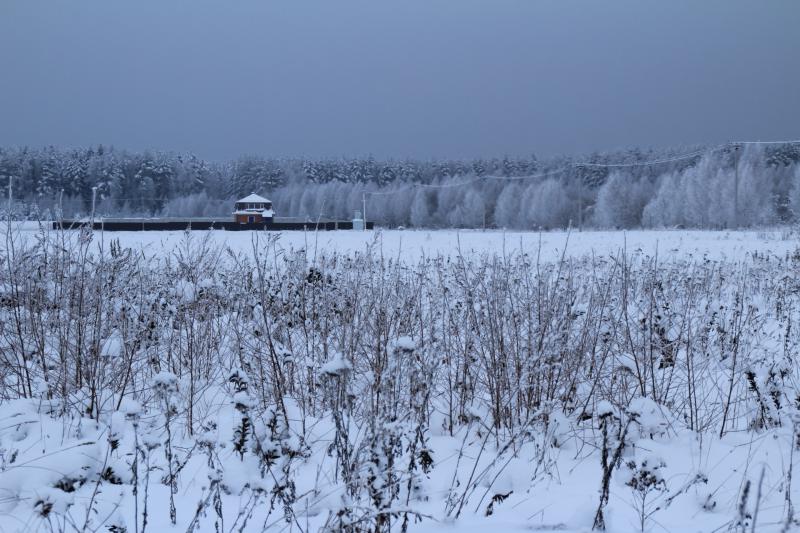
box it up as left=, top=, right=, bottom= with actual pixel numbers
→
left=54, top=220, right=372, bottom=231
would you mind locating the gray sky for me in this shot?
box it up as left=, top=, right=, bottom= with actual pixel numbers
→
left=1, top=1, right=798, bottom=160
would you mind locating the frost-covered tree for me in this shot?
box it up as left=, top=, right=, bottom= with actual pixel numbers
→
left=448, top=188, right=485, bottom=228
left=594, top=172, right=654, bottom=228
left=525, top=179, right=574, bottom=229
left=643, top=148, right=776, bottom=228
left=494, top=183, right=522, bottom=228
left=0, top=142, right=796, bottom=227
left=410, top=189, right=433, bottom=227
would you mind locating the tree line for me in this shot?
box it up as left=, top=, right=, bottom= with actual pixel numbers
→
left=1, top=143, right=799, bottom=228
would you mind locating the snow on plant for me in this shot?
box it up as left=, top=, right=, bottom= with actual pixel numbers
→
left=593, top=401, right=632, bottom=531
left=622, top=454, right=668, bottom=532
left=150, top=371, right=180, bottom=525
left=1, top=226, right=800, bottom=531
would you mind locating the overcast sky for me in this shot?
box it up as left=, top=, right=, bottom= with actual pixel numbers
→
left=0, top=1, right=798, bottom=160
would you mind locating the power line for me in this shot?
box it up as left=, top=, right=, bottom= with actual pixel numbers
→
left=364, top=146, right=713, bottom=196
left=362, top=139, right=800, bottom=199
left=733, top=139, right=800, bottom=145
left=481, top=168, right=570, bottom=182
left=356, top=139, right=800, bottom=224
left=364, top=168, right=571, bottom=196
left=364, top=176, right=483, bottom=196
left=575, top=147, right=712, bottom=168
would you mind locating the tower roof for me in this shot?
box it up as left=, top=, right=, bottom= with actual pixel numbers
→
left=236, top=193, right=270, bottom=203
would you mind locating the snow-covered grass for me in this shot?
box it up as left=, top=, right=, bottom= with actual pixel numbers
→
left=0, top=224, right=799, bottom=532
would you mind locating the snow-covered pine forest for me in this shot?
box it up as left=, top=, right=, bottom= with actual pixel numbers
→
left=2, top=142, right=800, bottom=228
left=0, top=226, right=799, bottom=532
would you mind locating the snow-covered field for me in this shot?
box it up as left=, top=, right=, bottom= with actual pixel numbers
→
left=0, top=225, right=799, bottom=532
left=122, top=227, right=799, bottom=263
left=8, top=222, right=800, bottom=263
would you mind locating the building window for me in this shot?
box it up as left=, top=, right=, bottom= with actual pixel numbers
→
left=248, top=216, right=255, bottom=223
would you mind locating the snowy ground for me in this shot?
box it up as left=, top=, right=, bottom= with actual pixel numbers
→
left=7, top=222, right=800, bottom=263
left=1, top=224, right=799, bottom=532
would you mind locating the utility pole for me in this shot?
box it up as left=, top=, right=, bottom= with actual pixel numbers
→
left=575, top=166, right=584, bottom=231
left=362, top=191, right=367, bottom=231
left=59, top=189, right=64, bottom=220
left=578, top=190, right=583, bottom=231
left=733, top=143, right=740, bottom=228
left=91, top=186, right=98, bottom=228
left=6, top=176, right=11, bottom=221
